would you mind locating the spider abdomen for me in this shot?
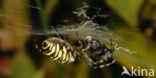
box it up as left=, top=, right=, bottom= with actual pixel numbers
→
left=41, top=37, right=75, bottom=64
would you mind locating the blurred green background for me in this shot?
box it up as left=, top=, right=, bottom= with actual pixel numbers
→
left=0, top=0, right=156, bottom=78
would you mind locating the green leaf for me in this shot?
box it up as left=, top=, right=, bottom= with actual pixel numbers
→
left=44, top=0, right=59, bottom=17
left=11, top=54, right=36, bottom=78
left=105, top=0, right=144, bottom=26
left=112, top=27, right=156, bottom=71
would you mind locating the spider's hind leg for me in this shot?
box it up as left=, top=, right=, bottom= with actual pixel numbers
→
left=93, top=58, right=116, bottom=69
left=94, top=49, right=123, bottom=69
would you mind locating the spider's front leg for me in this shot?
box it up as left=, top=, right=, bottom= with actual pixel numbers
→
left=81, top=43, right=97, bottom=67
left=79, top=40, right=109, bottom=68
left=110, top=38, right=115, bottom=52
left=78, top=39, right=83, bottom=49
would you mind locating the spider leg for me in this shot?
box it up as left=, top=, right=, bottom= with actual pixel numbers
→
left=76, top=32, right=83, bottom=48
left=93, top=58, right=108, bottom=65
left=94, top=49, right=123, bottom=69
left=81, top=43, right=97, bottom=67
left=51, top=26, right=62, bottom=39
left=81, top=51, right=94, bottom=66
left=94, top=59, right=116, bottom=69
left=73, top=40, right=83, bottom=59
left=78, top=39, right=83, bottom=48
left=81, top=43, right=108, bottom=67
left=110, top=38, right=112, bottom=49
left=34, top=39, right=42, bottom=52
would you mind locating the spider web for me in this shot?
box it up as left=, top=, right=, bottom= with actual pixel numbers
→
left=0, top=1, right=137, bottom=54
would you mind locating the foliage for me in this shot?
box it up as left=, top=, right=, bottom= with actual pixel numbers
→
left=0, top=0, right=156, bottom=78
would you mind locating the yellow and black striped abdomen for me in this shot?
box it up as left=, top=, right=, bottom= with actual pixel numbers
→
left=41, top=39, right=75, bottom=64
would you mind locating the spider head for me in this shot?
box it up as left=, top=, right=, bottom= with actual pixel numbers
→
left=85, top=36, right=102, bottom=49
left=85, top=36, right=93, bottom=44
